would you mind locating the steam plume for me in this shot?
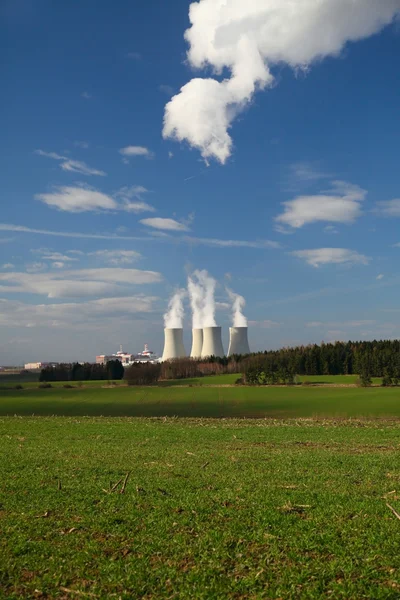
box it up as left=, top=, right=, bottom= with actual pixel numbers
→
left=188, top=269, right=217, bottom=328
left=227, top=287, right=247, bottom=327
left=164, top=288, right=186, bottom=328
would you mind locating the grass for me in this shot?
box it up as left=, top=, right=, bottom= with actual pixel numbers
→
left=1, top=385, right=400, bottom=418
left=1, top=417, right=400, bottom=599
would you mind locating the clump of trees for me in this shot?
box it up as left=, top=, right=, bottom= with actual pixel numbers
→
left=124, top=363, right=161, bottom=386
left=241, top=354, right=296, bottom=386
left=39, top=360, right=124, bottom=382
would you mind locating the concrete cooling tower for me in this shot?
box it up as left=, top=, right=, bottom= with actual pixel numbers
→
left=190, top=328, right=203, bottom=359
left=201, top=326, right=225, bottom=358
left=162, top=328, right=186, bottom=361
left=228, top=327, right=250, bottom=356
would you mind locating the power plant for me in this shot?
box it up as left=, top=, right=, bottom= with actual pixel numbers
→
left=161, top=271, right=251, bottom=361
left=162, top=328, right=186, bottom=362
left=227, top=327, right=250, bottom=356
left=201, top=326, right=225, bottom=359
left=190, top=328, right=203, bottom=359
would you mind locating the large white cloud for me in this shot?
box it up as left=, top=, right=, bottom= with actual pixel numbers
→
left=275, top=181, right=366, bottom=230
left=163, top=0, right=400, bottom=163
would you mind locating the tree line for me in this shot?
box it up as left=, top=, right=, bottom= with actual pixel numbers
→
left=39, top=360, right=124, bottom=382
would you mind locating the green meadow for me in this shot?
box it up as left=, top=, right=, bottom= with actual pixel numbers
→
left=1, top=383, right=400, bottom=418
left=1, top=417, right=400, bottom=599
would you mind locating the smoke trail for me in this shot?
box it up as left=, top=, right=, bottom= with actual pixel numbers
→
left=226, top=287, right=247, bottom=327
left=187, top=269, right=216, bottom=327
left=164, top=288, right=186, bottom=328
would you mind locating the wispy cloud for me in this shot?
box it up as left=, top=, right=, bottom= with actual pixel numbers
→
left=248, top=320, right=281, bottom=328
left=74, top=141, right=90, bottom=149
left=290, top=161, right=331, bottom=182
left=275, top=181, right=366, bottom=232
left=0, top=296, right=159, bottom=329
left=114, top=186, right=156, bottom=213
left=89, top=250, right=142, bottom=266
left=35, top=185, right=155, bottom=214
left=81, top=91, right=92, bottom=100
left=119, top=146, right=154, bottom=161
left=377, top=274, right=385, bottom=280
left=307, top=320, right=376, bottom=328
left=375, top=199, right=400, bottom=217
left=0, top=267, right=163, bottom=298
left=159, top=84, right=175, bottom=95
left=291, top=248, right=369, bottom=268
left=126, top=52, right=142, bottom=60
left=141, top=218, right=190, bottom=232
left=0, top=223, right=283, bottom=251
left=2, top=263, right=14, bottom=269
left=184, top=236, right=281, bottom=249
left=35, top=149, right=106, bottom=176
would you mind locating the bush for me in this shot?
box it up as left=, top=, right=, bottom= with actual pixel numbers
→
left=63, top=384, right=75, bottom=389
left=14, top=384, right=23, bottom=390
left=38, top=383, right=52, bottom=389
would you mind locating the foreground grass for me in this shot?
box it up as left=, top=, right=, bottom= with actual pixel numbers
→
left=1, top=385, right=400, bottom=418
left=1, top=417, right=400, bottom=599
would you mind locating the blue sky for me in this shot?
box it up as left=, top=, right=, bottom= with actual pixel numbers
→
left=1, top=0, right=400, bottom=364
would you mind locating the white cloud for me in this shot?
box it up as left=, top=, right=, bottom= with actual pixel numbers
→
left=377, top=274, right=384, bottom=280
left=35, top=185, right=155, bottom=214
left=140, top=218, right=191, bottom=232
left=0, top=295, right=159, bottom=329
left=119, top=146, right=154, bottom=160
left=163, top=0, right=400, bottom=163
left=0, top=224, right=149, bottom=241
left=291, top=248, right=369, bottom=268
left=89, top=250, right=142, bottom=265
left=36, top=186, right=117, bottom=212
left=375, top=199, right=400, bottom=217
left=0, top=267, right=163, bottom=298
left=275, top=181, right=366, bottom=230
left=2, top=263, right=14, bottom=269
left=52, top=262, right=66, bottom=269
left=81, top=91, right=92, bottom=99
left=35, top=150, right=106, bottom=176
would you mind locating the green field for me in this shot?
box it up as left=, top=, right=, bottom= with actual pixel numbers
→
left=1, top=384, right=400, bottom=418
left=1, top=417, right=400, bottom=599
left=0, top=372, right=387, bottom=391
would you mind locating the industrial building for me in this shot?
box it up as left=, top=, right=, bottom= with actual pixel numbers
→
left=96, top=344, right=159, bottom=366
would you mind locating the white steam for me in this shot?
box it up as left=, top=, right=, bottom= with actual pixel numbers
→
left=163, top=0, right=400, bottom=163
left=187, top=269, right=217, bottom=328
left=227, top=287, right=247, bottom=327
left=164, top=288, right=186, bottom=328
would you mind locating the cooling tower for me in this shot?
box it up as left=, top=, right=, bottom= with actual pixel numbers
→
left=190, top=328, right=203, bottom=359
left=161, top=328, right=187, bottom=361
left=228, top=327, right=251, bottom=356
left=201, top=326, right=225, bottom=358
